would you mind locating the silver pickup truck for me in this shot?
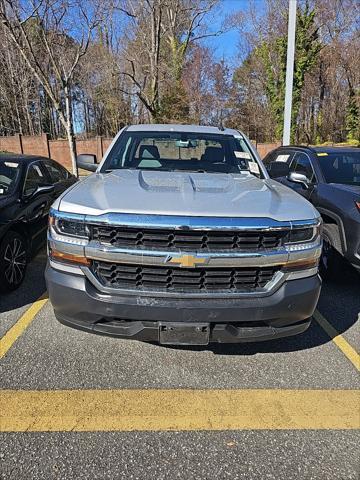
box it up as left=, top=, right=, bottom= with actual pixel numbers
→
left=46, top=124, right=322, bottom=345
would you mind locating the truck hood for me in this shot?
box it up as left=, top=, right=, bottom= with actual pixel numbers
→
left=57, top=170, right=319, bottom=222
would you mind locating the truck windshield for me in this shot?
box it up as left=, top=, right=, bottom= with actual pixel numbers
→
left=0, top=159, right=20, bottom=196
left=318, top=152, right=360, bottom=185
left=101, top=131, right=262, bottom=176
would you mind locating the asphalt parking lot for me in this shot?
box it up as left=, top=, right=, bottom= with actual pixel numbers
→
left=1, top=249, right=359, bottom=479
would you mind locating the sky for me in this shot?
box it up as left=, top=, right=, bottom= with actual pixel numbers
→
left=205, top=0, right=266, bottom=61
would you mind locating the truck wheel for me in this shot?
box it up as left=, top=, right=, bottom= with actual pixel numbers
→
left=0, top=231, right=28, bottom=292
left=320, top=224, right=343, bottom=281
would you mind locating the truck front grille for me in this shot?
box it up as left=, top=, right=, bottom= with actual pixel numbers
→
left=92, top=261, right=280, bottom=292
left=91, top=226, right=287, bottom=251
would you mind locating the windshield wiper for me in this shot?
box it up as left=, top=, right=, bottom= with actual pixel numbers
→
left=112, top=167, right=231, bottom=174
left=124, top=167, right=208, bottom=173
left=171, top=168, right=206, bottom=173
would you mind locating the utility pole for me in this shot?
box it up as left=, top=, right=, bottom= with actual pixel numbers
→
left=283, top=0, right=297, bottom=146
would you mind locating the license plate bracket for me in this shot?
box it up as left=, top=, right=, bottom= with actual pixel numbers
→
left=159, top=322, right=210, bottom=345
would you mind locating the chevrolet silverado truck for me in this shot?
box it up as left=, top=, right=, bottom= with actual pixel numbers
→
left=46, top=124, right=322, bottom=345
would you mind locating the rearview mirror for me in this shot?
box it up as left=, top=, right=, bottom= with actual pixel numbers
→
left=267, top=161, right=290, bottom=178
left=288, top=172, right=310, bottom=189
left=77, top=154, right=97, bottom=172
left=175, top=140, right=198, bottom=148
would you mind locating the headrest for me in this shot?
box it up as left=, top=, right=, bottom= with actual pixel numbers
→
left=139, top=145, right=160, bottom=160
left=201, top=146, right=224, bottom=163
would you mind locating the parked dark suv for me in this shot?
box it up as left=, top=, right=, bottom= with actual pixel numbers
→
left=264, top=146, right=360, bottom=278
left=0, top=153, right=76, bottom=292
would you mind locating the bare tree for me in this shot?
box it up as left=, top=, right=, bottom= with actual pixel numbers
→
left=0, top=0, right=103, bottom=174
left=163, top=0, right=226, bottom=81
left=115, top=0, right=163, bottom=122
left=115, top=0, right=225, bottom=122
left=0, top=0, right=358, bottom=146
left=183, top=45, right=214, bottom=124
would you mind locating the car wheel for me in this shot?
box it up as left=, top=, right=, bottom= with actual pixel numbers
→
left=0, top=231, right=28, bottom=292
left=319, top=224, right=343, bottom=281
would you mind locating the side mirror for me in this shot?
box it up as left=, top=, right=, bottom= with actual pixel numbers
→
left=267, top=161, right=290, bottom=178
left=288, top=172, right=310, bottom=189
left=77, top=154, right=97, bottom=172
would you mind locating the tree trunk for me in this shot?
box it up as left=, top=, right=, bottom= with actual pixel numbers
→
left=66, top=124, right=78, bottom=177
left=64, top=85, right=78, bottom=176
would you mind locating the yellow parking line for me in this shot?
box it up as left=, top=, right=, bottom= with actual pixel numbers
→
left=313, top=310, right=360, bottom=372
left=1, top=389, right=359, bottom=432
left=0, top=293, right=48, bottom=359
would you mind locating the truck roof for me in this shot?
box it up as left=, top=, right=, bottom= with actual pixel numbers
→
left=126, top=124, right=241, bottom=136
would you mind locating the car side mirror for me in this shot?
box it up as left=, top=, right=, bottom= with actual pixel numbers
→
left=267, top=161, right=290, bottom=178
left=287, top=172, right=310, bottom=189
left=77, top=154, right=97, bottom=172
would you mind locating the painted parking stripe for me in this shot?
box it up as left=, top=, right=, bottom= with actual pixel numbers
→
left=313, top=310, right=360, bottom=372
left=0, top=293, right=48, bottom=359
left=1, top=389, right=359, bottom=432
left=1, top=296, right=358, bottom=374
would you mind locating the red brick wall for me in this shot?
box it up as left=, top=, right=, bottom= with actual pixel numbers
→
left=256, top=142, right=281, bottom=159
left=48, top=139, right=72, bottom=170
left=77, top=138, right=102, bottom=162
left=102, top=138, right=113, bottom=153
left=0, top=134, right=23, bottom=154
left=22, top=134, right=50, bottom=157
left=0, top=134, right=113, bottom=170
left=0, top=134, right=279, bottom=170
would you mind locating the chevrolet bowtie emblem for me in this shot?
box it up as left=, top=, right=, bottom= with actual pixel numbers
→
left=166, top=254, right=208, bottom=268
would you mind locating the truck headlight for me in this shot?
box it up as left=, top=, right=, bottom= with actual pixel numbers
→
left=287, top=227, right=315, bottom=244
left=55, top=217, right=88, bottom=238
left=285, top=220, right=322, bottom=250
left=49, top=209, right=89, bottom=245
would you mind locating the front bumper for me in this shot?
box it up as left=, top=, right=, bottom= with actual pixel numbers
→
left=46, top=264, right=321, bottom=344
